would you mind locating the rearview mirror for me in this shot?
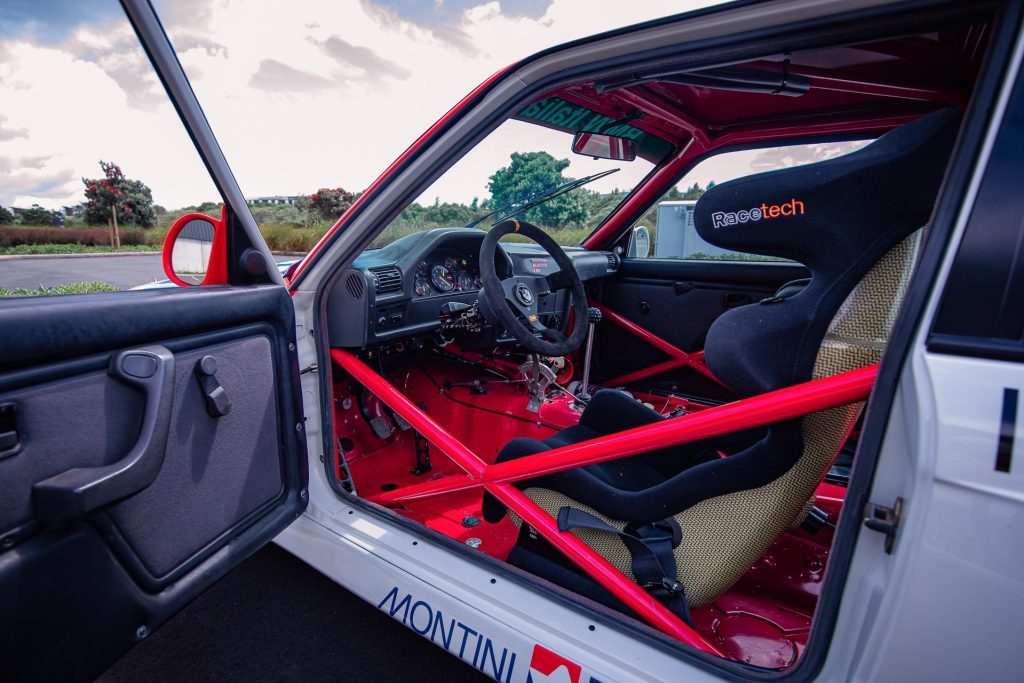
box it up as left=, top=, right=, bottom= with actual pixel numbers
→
left=163, top=207, right=227, bottom=286
left=572, top=132, right=638, bottom=161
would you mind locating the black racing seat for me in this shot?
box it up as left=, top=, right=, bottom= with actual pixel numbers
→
left=483, top=108, right=962, bottom=609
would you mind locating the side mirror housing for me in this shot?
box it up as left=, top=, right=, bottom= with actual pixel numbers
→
left=628, top=225, right=651, bottom=258
left=571, top=132, right=638, bottom=161
left=162, top=206, right=229, bottom=286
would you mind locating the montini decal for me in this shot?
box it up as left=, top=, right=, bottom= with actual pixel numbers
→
left=711, top=197, right=805, bottom=228
left=378, top=586, right=517, bottom=682
left=377, top=587, right=606, bottom=683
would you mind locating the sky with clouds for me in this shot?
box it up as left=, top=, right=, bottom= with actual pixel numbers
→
left=0, top=0, right=858, bottom=214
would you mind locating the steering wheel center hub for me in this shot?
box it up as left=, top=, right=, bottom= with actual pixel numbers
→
left=514, top=282, right=535, bottom=306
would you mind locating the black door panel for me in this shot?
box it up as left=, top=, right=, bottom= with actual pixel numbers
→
left=616, top=257, right=809, bottom=287
left=0, top=286, right=306, bottom=682
left=104, top=333, right=284, bottom=583
left=595, top=259, right=808, bottom=395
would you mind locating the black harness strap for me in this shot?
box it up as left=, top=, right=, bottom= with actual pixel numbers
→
left=557, top=507, right=692, bottom=624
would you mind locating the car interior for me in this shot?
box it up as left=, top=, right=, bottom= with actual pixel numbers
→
left=319, top=12, right=989, bottom=670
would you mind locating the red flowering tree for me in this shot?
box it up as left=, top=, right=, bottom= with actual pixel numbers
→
left=307, top=187, right=356, bottom=221
left=83, top=161, right=156, bottom=228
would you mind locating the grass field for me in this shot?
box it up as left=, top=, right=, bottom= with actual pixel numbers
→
left=0, top=219, right=781, bottom=263
left=0, top=219, right=596, bottom=258
left=0, top=281, right=121, bottom=296
left=0, top=243, right=162, bottom=255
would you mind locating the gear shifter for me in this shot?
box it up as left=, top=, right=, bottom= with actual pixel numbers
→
left=578, top=306, right=602, bottom=403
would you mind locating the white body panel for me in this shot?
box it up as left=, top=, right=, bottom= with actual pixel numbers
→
left=862, top=353, right=1024, bottom=681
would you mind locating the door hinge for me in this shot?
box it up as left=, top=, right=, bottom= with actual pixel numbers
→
left=864, top=496, right=903, bottom=554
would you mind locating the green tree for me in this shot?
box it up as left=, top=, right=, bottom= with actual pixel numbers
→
left=308, top=187, right=357, bottom=221
left=487, top=152, right=589, bottom=228
left=0, top=206, right=14, bottom=224
left=82, top=161, right=156, bottom=228
left=680, top=182, right=707, bottom=200
left=19, top=204, right=59, bottom=226
left=660, top=182, right=707, bottom=202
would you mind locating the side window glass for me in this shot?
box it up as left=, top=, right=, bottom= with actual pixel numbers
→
left=629, top=141, right=870, bottom=261
left=0, top=1, right=217, bottom=295
left=929, top=76, right=1024, bottom=357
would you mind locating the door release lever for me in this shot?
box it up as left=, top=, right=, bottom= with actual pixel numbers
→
left=33, top=346, right=175, bottom=524
left=195, top=355, right=231, bottom=418
left=0, top=403, right=23, bottom=459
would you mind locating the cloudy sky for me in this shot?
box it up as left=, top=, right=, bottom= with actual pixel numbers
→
left=0, top=0, right=862, bottom=214
left=0, top=0, right=735, bottom=211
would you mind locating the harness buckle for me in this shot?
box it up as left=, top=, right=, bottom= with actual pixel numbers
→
left=643, top=577, right=685, bottom=597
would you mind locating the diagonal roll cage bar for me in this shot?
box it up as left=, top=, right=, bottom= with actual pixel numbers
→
left=589, top=301, right=728, bottom=389
left=330, top=347, right=876, bottom=656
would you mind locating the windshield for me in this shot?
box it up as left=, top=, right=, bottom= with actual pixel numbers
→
left=370, top=116, right=659, bottom=249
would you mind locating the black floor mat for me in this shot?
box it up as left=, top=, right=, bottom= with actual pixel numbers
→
left=98, top=544, right=487, bottom=682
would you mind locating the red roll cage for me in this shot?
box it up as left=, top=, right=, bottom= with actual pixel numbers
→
left=333, top=345, right=875, bottom=655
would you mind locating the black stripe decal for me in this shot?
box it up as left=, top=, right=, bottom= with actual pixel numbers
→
left=996, top=388, right=1018, bottom=473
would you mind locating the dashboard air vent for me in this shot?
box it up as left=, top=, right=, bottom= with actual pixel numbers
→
left=345, top=272, right=366, bottom=300
left=370, top=266, right=402, bottom=295
left=606, top=252, right=620, bottom=271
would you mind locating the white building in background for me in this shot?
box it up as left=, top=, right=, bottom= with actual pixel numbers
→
left=248, top=195, right=299, bottom=206
left=655, top=200, right=731, bottom=259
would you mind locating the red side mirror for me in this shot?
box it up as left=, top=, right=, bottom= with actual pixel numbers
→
left=162, top=205, right=230, bottom=286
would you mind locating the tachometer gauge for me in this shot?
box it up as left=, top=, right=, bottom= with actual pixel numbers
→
left=430, top=264, right=456, bottom=292
left=413, top=262, right=431, bottom=296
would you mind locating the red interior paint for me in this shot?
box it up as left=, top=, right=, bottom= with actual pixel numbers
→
left=331, top=344, right=861, bottom=664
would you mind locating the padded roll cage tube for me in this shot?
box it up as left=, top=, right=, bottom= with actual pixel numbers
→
left=331, top=348, right=876, bottom=655
left=590, top=301, right=728, bottom=389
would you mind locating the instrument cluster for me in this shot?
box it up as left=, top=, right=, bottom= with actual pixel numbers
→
left=413, top=253, right=483, bottom=297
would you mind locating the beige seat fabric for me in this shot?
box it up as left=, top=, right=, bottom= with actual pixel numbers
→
left=514, top=230, right=922, bottom=607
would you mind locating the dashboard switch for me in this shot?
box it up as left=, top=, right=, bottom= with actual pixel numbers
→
left=390, top=313, right=403, bottom=325
left=377, top=315, right=388, bottom=327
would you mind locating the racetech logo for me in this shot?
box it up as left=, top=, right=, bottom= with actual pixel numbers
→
left=711, top=197, right=805, bottom=229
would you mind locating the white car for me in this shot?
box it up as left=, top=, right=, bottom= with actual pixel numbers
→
left=3, top=0, right=1023, bottom=681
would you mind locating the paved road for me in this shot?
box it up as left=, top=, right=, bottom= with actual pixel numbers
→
left=99, top=545, right=488, bottom=682
left=0, top=253, right=300, bottom=290
left=0, top=253, right=166, bottom=290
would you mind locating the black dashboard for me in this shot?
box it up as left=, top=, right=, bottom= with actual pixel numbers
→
left=327, top=227, right=619, bottom=349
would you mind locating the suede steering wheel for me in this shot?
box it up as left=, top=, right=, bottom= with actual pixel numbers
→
left=478, top=219, right=588, bottom=357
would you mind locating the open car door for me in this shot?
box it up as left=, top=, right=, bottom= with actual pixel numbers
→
left=0, top=2, right=307, bottom=680
left=0, top=284, right=307, bottom=681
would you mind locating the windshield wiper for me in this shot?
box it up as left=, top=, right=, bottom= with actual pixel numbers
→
left=466, top=168, right=619, bottom=229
